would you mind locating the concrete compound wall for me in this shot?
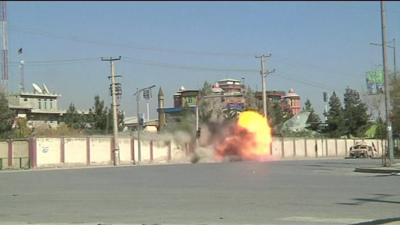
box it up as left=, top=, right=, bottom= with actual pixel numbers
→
left=270, top=138, right=387, bottom=159
left=36, top=138, right=61, bottom=167
left=0, top=142, right=9, bottom=169
left=28, top=136, right=191, bottom=168
left=12, top=141, right=29, bottom=168
left=0, top=137, right=390, bottom=170
left=0, top=140, right=30, bottom=169
left=64, top=138, right=87, bottom=165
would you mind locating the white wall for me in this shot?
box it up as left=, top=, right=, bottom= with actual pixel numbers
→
left=90, top=137, right=111, bottom=165
left=294, top=139, right=306, bottom=157
left=64, top=138, right=86, bottom=164
left=283, top=139, right=294, bottom=157
left=118, top=138, right=132, bottom=164
left=271, top=137, right=282, bottom=157
left=36, top=138, right=61, bottom=167
left=0, top=142, right=8, bottom=169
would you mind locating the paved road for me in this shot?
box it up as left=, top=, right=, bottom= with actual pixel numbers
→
left=0, top=159, right=399, bottom=225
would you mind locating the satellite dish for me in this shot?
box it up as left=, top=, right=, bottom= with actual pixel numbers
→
left=42, top=83, right=50, bottom=94
left=32, top=83, right=43, bottom=93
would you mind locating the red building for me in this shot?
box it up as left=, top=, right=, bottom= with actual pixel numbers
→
left=255, top=88, right=301, bottom=116
left=282, top=88, right=301, bottom=115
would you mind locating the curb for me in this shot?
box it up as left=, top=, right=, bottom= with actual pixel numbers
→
left=354, top=167, right=400, bottom=174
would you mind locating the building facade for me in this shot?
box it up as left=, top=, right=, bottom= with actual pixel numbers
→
left=7, top=83, right=65, bottom=128
left=282, top=88, right=301, bottom=115
left=255, top=88, right=301, bottom=116
left=214, top=78, right=245, bottom=111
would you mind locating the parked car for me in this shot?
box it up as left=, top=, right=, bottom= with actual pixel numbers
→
left=349, top=142, right=376, bottom=158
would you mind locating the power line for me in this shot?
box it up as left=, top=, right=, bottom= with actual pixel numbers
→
left=8, top=57, right=99, bottom=65
left=5, top=55, right=337, bottom=91
left=9, top=25, right=255, bottom=58
left=122, top=57, right=258, bottom=73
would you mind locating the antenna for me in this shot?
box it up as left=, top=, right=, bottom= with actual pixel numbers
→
left=42, top=83, right=50, bottom=94
left=32, top=83, right=43, bottom=93
left=0, top=1, right=8, bottom=91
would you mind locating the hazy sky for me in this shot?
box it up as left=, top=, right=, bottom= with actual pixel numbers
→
left=6, top=1, right=400, bottom=118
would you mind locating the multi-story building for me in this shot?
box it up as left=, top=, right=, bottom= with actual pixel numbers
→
left=282, top=88, right=301, bottom=115
left=158, top=86, right=199, bottom=130
left=215, top=78, right=245, bottom=111
left=255, top=88, right=301, bottom=116
left=173, top=86, right=199, bottom=108
left=7, top=83, right=66, bottom=128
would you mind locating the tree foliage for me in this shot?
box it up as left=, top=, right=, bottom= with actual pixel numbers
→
left=91, top=95, right=108, bottom=131
left=0, top=92, right=14, bottom=137
left=304, top=99, right=322, bottom=131
left=390, top=78, right=400, bottom=135
left=13, top=117, right=32, bottom=138
left=343, top=88, right=370, bottom=137
left=244, top=85, right=258, bottom=111
left=198, top=81, right=224, bottom=123
left=64, top=103, right=86, bottom=130
left=324, top=92, right=345, bottom=137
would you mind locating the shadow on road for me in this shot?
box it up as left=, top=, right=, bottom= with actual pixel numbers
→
left=337, top=193, right=400, bottom=206
left=351, top=217, right=400, bottom=225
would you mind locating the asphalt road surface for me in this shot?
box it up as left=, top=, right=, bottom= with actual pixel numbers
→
left=0, top=159, right=399, bottom=225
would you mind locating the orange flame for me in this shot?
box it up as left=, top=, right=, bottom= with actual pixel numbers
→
left=215, top=111, right=272, bottom=161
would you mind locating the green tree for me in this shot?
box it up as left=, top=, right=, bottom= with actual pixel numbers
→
left=343, top=88, right=370, bottom=137
left=244, top=85, right=258, bottom=111
left=13, top=117, right=32, bottom=138
left=91, top=95, right=108, bottom=131
left=198, top=81, right=224, bottom=123
left=198, top=81, right=213, bottom=123
left=373, top=117, right=386, bottom=139
left=0, top=92, right=14, bottom=137
left=106, top=108, right=125, bottom=132
left=304, top=99, right=322, bottom=131
left=64, top=103, right=86, bottom=129
left=390, top=78, right=400, bottom=135
left=324, top=91, right=345, bottom=137
left=269, top=102, right=283, bottom=127
left=268, top=102, right=284, bottom=135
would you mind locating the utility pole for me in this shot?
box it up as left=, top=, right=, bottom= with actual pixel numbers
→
left=380, top=1, right=394, bottom=166
left=256, top=54, right=275, bottom=118
left=101, top=56, right=121, bottom=166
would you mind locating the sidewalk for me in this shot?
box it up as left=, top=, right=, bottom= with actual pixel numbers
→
left=354, top=161, right=400, bottom=174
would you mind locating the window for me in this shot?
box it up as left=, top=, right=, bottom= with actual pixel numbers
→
left=44, top=100, right=47, bottom=109
left=38, top=99, right=42, bottom=109
left=24, top=98, right=27, bottom=101
left=50, top=100, right=53, bottom=109
left=187, top=98, right=192, bottom=103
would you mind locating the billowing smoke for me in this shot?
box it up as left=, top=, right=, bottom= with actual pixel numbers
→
left=194, top=111, right=273, bottom=162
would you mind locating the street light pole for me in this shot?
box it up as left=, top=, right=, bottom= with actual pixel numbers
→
left=134, top=85, right=156, bottom=164
left=136, top=87, right=141, bottom=163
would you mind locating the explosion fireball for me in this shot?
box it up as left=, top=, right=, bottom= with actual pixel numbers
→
left=215, top=111, right=272, bottom=161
